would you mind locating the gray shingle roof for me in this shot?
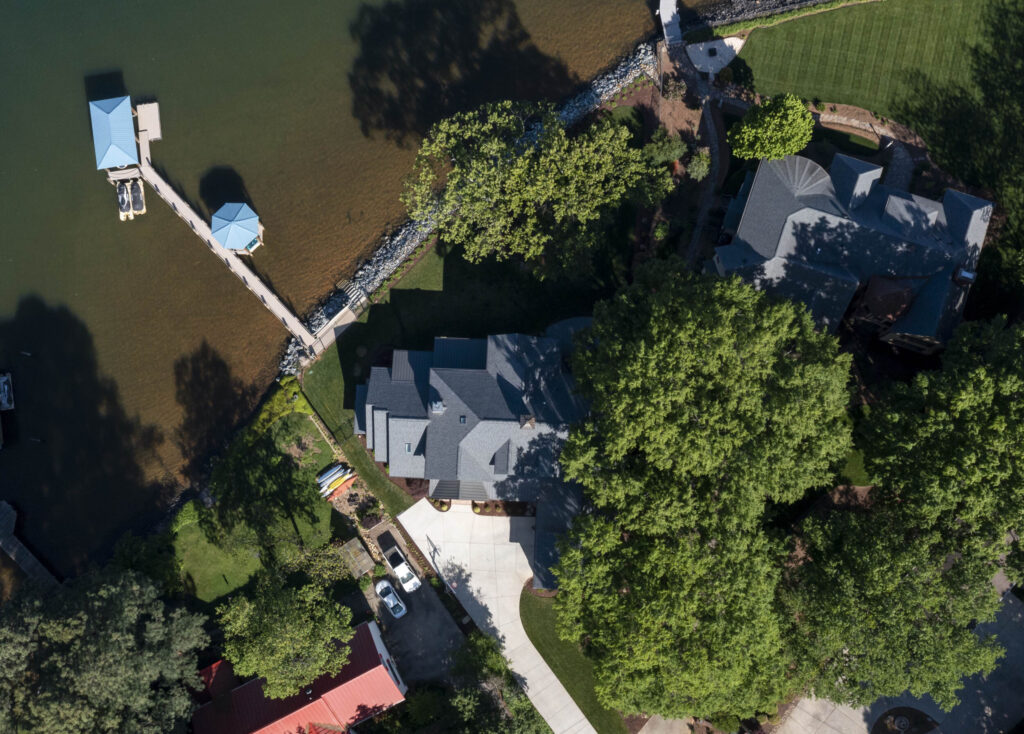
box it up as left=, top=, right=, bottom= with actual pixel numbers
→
left=387, top=418, right=429, bottom=478
left=354, top=320, right=591, bottom=497
left=717, top=153, right=992, bottom=341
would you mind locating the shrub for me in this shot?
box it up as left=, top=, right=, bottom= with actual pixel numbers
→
left=644, top=127, right=688, bottom=166
left=717, top=66, right=734, bottom=85
left=171, top=500, right=200, bottom=533
left=663, top=75, right=686, bottom=102
left=654, top=221, right=670, bottom=241
left=373, top=563, right=387, bottom=579
left=688, top=147, right=712, bottom=182
left=359, top=575, right=373, bottom=591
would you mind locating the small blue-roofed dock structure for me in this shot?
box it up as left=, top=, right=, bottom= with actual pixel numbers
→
left=211, top=203, right=264, bottom=254
left=89, top=96, right=140, bottom=169
left=87, top=94, right=361, bottom=362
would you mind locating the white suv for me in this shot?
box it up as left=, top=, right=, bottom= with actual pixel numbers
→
left=383, top=546, right=421, bottom=593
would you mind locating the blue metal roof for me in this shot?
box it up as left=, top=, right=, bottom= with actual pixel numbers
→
left=89, top=97, right=139, bottom=170
left=211, top=203, right=260, bottom=250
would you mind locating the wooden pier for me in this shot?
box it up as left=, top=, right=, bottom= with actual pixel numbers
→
left=130, top=103, right=358, bottom=361
left=0, top=502, right=59, bottom=591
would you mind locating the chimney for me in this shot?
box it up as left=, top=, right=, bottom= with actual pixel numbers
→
left=519, top=414, right=536, bottom=429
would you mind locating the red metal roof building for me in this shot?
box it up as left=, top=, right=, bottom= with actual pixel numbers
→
left=192, top=621, right=407, bottom=734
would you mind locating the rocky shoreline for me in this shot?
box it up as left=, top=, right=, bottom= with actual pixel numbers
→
left=279, top=43, right=659, bottom=374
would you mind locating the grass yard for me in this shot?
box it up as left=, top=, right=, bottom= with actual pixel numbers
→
left=840, top=448, right=871, bottom=487
left=520, top=590, right=628, bottom=734
left=737, top=0, right=990, bottom=120
left=172, top=378, right=338, bottom=602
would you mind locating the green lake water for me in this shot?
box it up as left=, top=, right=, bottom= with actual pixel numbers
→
left=0, top=0, right=660, bottom=576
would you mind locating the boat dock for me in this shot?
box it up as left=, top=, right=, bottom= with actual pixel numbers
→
left=0, top=502, right=59, bottom=591
left=118, top=101, right=367, bottom=359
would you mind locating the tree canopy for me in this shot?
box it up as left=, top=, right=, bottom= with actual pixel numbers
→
left=561, top=261, right=852, bottom=530
left=727, top=93, right=813, bottom=160
left=0, top=570, right=208, bottom=733
left=554, top=261, right=853, bottom=722
left=402, top=101, right=672, bottom=273
left=784, top=318, right=1024, bottom=710
left=218, top=570, right=354, bottom=699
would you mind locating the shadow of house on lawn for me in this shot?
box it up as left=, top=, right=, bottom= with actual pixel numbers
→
left=0, top=296, right=172, bottom=579
left=893, top=0, right=1024, bottom=321
left=348, top=0, right=578, bottom=146
left=334, top=253, right=609, bottom=425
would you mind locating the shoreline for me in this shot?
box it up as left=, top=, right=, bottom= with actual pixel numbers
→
left=279, top=41, right=658, bottom=374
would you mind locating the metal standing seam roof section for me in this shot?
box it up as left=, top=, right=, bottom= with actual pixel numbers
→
left=191, top=623, right=405, bottom=734
left=211, top=203, right=261, bottom=250
left=88, top=96, right=139, bottom=169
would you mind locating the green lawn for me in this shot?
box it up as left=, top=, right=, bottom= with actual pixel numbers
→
left=172, top=379, right=338, bottom=602
left=520, top=591, right=628, bottom=734
left=737, top=0, right=990, bottom=119
left=840, top=448, right=871, bottom=487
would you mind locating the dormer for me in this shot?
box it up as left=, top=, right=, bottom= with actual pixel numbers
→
left=830, top=154, right=883, bottom=211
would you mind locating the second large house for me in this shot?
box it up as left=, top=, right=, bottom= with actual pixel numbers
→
left=354, top=319, right=589, bottom=503
left=713, top=153, right=993, bottom=354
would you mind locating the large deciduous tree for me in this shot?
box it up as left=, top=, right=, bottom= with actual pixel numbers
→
left=0, top=571, right=208, bottom=733
left=561, top=261, right=852, bottom=529
left=402, top=101, right=672, bottom=272
left=728, top=93, right=813, bottom=161
left=785, top=318, right=1024, bottom=710
left=218, top=570, right=354, bottom=699
left=554, top=261, right=853, bottom=722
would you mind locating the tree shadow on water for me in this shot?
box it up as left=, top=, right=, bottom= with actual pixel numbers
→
left=0, top=296, right=172, bottom=578
left=348, top=0, right=579, bottom=146
left=173, top=340, right=258, bottom=485
left=198, top=166, right=256, bottom=221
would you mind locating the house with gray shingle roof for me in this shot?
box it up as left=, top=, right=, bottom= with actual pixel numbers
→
left=354, top=319, right=590, bottom=503
left=713, top=153, right=993, bottom=354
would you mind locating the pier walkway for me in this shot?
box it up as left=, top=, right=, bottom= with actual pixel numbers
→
left=0, top=501, right=59, bottom=591
left=137, top=132, right=322, bottom=355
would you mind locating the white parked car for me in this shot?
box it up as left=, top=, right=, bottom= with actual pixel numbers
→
left=375, top=579, right=407, bottom=620
left=383, top=546, right=422, bottom=593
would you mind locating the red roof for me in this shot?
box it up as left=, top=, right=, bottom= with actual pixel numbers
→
left=192, top=622, right=405, bottom=734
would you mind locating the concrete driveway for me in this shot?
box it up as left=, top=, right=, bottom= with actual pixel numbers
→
left=775, top=593, right=1024, bottom=734
left=398, top=499, right=596, bottom=734
left=371, top=581, right=464, bottom=684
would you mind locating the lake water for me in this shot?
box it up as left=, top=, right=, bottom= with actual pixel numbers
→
left=0, top=0, right=664, bottom=575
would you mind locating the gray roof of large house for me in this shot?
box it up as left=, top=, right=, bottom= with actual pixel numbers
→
left=717, top=153, right=993, bottom=342
left=354, top=320, right=590, bottom=491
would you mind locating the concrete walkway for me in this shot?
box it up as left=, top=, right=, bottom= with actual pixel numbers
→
left=398, top=499, right=596, bottom=734
left=775, top=593, right=1024, bottom=734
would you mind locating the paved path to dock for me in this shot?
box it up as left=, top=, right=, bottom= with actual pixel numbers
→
left=0, top=501, right=59, bottom=591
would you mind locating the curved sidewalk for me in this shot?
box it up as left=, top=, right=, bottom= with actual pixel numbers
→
left=398, top=499, right=596, bottom=734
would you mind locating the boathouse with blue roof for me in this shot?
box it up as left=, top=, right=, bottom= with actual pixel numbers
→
left=211, top=203, right=263, bottom=253
left=88, top=96, right=139, bottom=170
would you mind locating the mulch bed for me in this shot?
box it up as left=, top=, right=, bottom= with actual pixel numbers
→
left=472, top=500, right=535, bottom=517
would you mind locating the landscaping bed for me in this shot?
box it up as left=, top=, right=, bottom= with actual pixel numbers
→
left=472, top=500, right=535, bottom=517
